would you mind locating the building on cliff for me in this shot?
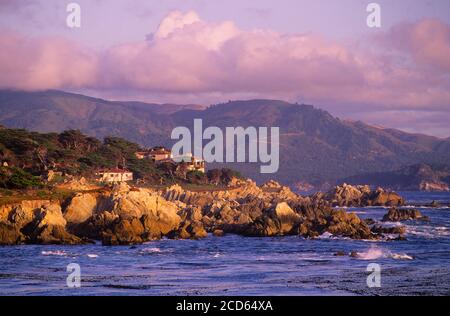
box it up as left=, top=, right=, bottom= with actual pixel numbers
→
left=95, top=168, right=133, bottom=183
left=136, top=148, right=206, bottom=173
left=172, top=153, right=206, bottom=173
left=135, top=147, right=172, bottom=162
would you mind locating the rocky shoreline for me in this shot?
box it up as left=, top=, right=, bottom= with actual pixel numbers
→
left=0, top=180, right=429, bottom=246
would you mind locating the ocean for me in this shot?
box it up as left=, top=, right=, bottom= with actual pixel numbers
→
left=0, top=192, right=449, bottom=296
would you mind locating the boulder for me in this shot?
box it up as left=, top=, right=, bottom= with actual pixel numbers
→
left=371, top=224, right=406, bottom=235
left=111, top=186, right=181, bottom=220
left=33, top=224, right=82, bottom=245
left=35, top=204, right=67, bottom=228
left=64, top=193, right=98, bottom=224
left=213, top=229, right=224, bottom=237
left=185, top=221, right=208, bottom=239
left=102, top=217, right=145, bottom=246
left=28, top=204, right=82, bottom=244
left=0, top=222, right=25, bottom=245
left=170, top=220, right=208, bottom=239
left=271, top=202, right=301, bottom=234
left=241, top=202, right=302, bottom=237
left=8, top=205, right=35, bottom=229
left=141, top=210, right=181, bottom=239
left=382, top=208, right=429, bottom=222
left=429, top=200, right=440, bottom=208
left=325, top=210, right=373, bottom=239
left=370, top=189, right=404, bottom=206
left=71, top=211, right=118, bottom=239
left=326, top=183, right=367, bottom=206
left=325, top=184, right=404, bottom=207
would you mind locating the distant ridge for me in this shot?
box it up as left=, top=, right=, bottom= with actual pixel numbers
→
left=1, top=89, right=449, bottom=186
left=340, top=163, right=450, bottom=191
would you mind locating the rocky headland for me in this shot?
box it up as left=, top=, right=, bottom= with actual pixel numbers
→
left=0, top=179, right=417, bottom=246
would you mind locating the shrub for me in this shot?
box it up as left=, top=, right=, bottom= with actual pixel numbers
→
left=8, top=168, right=43, bottom=189
left=186, top=170, right=208, bottom=185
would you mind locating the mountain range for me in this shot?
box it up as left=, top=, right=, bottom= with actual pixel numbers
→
left=1, top=89, right=449, bottom=187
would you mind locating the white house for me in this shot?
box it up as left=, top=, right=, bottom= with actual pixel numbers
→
left=96, top=168, right=133, bottom=183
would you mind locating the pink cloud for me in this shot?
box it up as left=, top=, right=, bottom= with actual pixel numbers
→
left=0, top=32, right=98, bottom=90
left=381, top=18, right=450, bottom=71
left=0, top=11, right=449, bottom=113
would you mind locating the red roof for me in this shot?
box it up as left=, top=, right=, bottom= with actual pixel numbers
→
left=150, top=150, right=171, bottom=155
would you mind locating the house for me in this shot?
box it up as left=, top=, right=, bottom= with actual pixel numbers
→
left=173, top=153, right=206, bottom=173
left=134, top=151, right=148, bottom=160
left=135, top=147, right=206, bottom=173
left=135, top=147, right=172, bottom=162
left=95, top=168, right=133, bottom=183
left=149, top=147, right=172, bottom=162
left=188, top=156, right=206, bottom=173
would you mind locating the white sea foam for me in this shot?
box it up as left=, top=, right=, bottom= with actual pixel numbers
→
left=380, top=221, right=403, bottom=227
left=354, top=246, right=413, bottom=261
left=140, top=247, right=162, bottom=254
left=405, top=224, right=449, bottom=238
left=390, top=253, right=413, bottom=260
left=318, top=232, right=334, bottom=239
left=41, top=250, right=67, bottom=256
left=87, top=254, right=98, bottom=258
left=316, top=232, right=351, bottom=241
left=355, top=248, right=385, bottom=260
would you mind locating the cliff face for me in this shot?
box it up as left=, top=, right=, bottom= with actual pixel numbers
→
left=0, top=180, right=408, bottom=245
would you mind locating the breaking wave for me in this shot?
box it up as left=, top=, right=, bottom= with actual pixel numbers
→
left=405, top=224, right=449, bottom=238
left=355, top=246, right=413, bottom=261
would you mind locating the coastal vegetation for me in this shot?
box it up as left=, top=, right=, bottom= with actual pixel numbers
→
left=0, top=126, right=241, bottom=190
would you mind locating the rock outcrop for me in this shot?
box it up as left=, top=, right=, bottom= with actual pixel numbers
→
left=1, top=201, right=82, bottom=245
left=322, top=184, right=405, bottom=207
left=0, top=222, right=24, bottom=245
left=371, top=224, right=406, bottom=235
left=64, top=193, right=99, bottom=224
left=382, top=207, right=429, bottom=222
left=0, top=180, right=410, bottom=245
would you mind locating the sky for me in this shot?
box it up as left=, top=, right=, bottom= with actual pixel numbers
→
left=1, top=0, right=450, bottom=137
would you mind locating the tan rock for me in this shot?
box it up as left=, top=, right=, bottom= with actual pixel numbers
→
left=64, top=193, right=98, bottom=224
left=382, top=207, right=428, bottom=222
left=272, top=202, right=301, bottom=234
left=9, top=205, right=35, bottom=228
left=326, top=210, right=372, bottom=239
left=34, top=225, right=82, bottom=245
left=213, top=229, right=224, bottom=237
left=36, top=204, right=67, bottom=228
left=0, top=222, right=25, bottom=245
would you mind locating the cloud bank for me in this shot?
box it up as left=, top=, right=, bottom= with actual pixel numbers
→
left=0, top=10, right=449, bottom=135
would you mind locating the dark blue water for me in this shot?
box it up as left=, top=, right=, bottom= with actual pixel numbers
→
left=1, top=192, right=449, bottom=296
